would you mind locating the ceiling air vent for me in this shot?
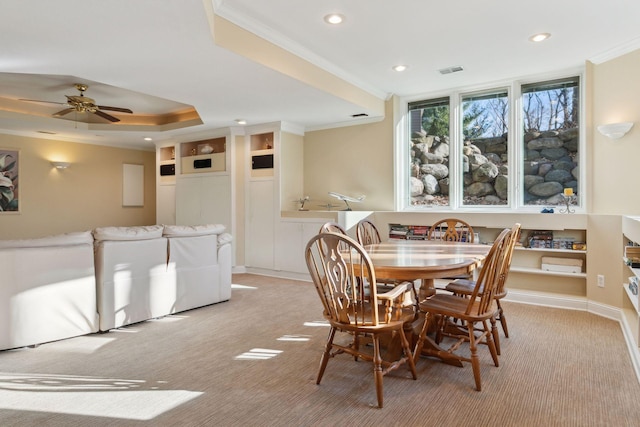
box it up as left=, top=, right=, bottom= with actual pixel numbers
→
left=351, top=113, right=369, bottom=117
left=439, top=66, right=464, bottom=75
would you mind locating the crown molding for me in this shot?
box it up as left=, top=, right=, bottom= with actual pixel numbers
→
left=211, top=1, right=388, bottom=101
left=589, top=36, right=640, bottom=64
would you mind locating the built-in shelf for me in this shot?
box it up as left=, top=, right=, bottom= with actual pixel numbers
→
left=180, top=137, right=226, bottom=174
left=511, top=266, right=587, bottom=278
left=250, top=132, right=274, bottom=178
left=514, top=246, right=586, bottom=254
left=158, top=145, right=176, bottom=185
left=624, top=283, right=639, bottom=313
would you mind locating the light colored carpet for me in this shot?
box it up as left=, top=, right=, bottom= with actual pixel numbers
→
left=0, top=273, right=639, bottom=426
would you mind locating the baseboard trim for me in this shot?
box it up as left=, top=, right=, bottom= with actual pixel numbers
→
left=620, top=314, right=640, bottom=382
left=244, top=267, right=311, bottom=282
left=504, top=290, right=587, bottom=311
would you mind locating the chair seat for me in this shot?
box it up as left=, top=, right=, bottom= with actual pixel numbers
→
left=446, top=278, right=478, bottom=294
left=420, top=294, right=497, bottom=322
left=446, top=278, right=507, bottom=300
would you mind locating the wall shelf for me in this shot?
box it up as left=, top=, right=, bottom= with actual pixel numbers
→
left=511, top=266, right=587, bottom=278
left=624, top=283, right=639, bottom=313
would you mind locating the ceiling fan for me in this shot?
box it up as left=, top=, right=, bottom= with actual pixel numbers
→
left=21, top=83, right=133, bottom=122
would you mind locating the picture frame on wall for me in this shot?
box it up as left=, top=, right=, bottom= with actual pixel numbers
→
left=0, top=148, right=19, bottom=213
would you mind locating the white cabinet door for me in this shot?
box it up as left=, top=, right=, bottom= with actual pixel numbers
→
left=176, top=175, right=231, bottom=230
left=276, top=221, right=303, bottom=273
left=276, top=220, right=326, bottom=274
left=246, top=180, right=275, bottom=269
left=156, top=184, right=176, bottom=225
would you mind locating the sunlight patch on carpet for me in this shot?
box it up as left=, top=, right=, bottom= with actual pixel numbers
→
left=303, top=320, right=330, bottom=327
left=0, top=373, right=201, bottom=420
left=234, top=348, right=282, bottom=360
left=277, top=334, right=311, bottom=342
left=232, top=283, right=258, bottom=290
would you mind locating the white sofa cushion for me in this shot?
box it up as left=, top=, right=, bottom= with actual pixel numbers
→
left=0, top=231, right=93, bottom=249
left=95, top=237, right=175, bottom=331
left=0, top=238, right=98, bottom=350
left=93, top=225, right=163, bottom=241
left=163, top=224, right=225, bottom=237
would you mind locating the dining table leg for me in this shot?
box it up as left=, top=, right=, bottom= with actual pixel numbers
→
left=412, top=278, right=464, bottom=367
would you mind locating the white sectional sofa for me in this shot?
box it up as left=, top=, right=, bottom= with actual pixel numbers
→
left=0, top=224, right=232, bottom=350
left=0, top=231, right=99, bottom=350
left=94, top=224, right=232, bottom=331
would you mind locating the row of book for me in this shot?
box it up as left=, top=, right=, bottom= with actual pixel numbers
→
left=528, top=230, right=586, bottom=250
left=389, top=224, right=429, bottom=240
left=388, top=223, right=472, bottom=241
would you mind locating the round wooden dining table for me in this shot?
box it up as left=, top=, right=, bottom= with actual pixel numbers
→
left=362, top=239, right=492, bottom=367
left=363, top=239, right=491, bottom=300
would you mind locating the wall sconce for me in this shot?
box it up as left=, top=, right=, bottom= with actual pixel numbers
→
left=597, top=122, right=634, bottom=139
left=51, top=161, right=71, bottom=169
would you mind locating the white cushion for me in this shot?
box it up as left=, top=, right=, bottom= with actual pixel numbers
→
left=218, top=232, right=233, bottom=246
left=93, top=225, right=164, bottom=242
left=0, top=231, right=93, bottom=249
left=163, top=224, right=225, bottom=237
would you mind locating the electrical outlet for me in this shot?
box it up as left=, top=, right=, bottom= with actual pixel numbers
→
left=597, top=274, right=605, bottom=288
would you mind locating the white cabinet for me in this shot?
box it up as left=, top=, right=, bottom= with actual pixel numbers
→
left=176, top=175, right=232, bottom=230
left=246, top=180, right=275, bottom=269
left=275, top=220, right=326, bottom=274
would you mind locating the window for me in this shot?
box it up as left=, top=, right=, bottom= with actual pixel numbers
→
left=521, top=77, right=579, bottom=207
left=461, top=90, right=509, bottom=206
left=408, top=97, right=450, bottom=207
left=404, top=74, right=581, bottom=211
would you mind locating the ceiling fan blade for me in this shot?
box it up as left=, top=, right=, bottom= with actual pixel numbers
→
left=20, top=98, right=65, bottom=106
left=97, top=105, right=133, bottom=114
left=53, top=108, right=75, bottom=117
left=93, top=110, right=120, bottom=122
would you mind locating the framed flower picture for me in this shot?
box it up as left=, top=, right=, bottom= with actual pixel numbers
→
left=0, top=148, right=19, bottom=213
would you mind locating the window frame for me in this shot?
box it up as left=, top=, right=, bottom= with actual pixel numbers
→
left=395, top=69, right=586, bottom=213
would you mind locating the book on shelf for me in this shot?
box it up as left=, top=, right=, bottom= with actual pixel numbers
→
left=389, top=223, right=408, bottom=239
left=407, top=225, right=428, bottom=240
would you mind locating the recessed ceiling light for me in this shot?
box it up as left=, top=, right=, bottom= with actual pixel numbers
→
left=393, top=65, right=408, bottom=72
left=324, top=14, right=345, bottom=25
left=144, top=137, right=153, bottom=141
left=235, top=119, right=247, bottom=125
left=529, top=33, right=551, bottom=42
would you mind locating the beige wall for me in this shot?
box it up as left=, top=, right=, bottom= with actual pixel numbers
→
left=0, top=133, right=155, bottom=239
left=591, top=49, right=640, bottom=215
left=280, top=131, right=304, bottom=211
left=304, top=100, right=395, bottom=211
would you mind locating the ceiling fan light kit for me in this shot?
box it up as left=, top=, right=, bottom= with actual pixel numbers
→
left=23, top=83, right=133, bottom=123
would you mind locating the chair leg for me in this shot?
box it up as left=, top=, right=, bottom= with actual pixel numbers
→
left=490, top=315, right=501, bottom=355
left=399, top=327, right=418, bottom=380
left=372, top=335, right=384, bottom=408
left=484, top=320, right=499, bottom=368
left=467, top=320, right=482, bottom=391
left=317, top=327, right=336, bottom=384
left=412, top=313, right=433, bottom=361
left=353, top=332, right=360, bottom=361
left=497, top=300, right=509, bottom=338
